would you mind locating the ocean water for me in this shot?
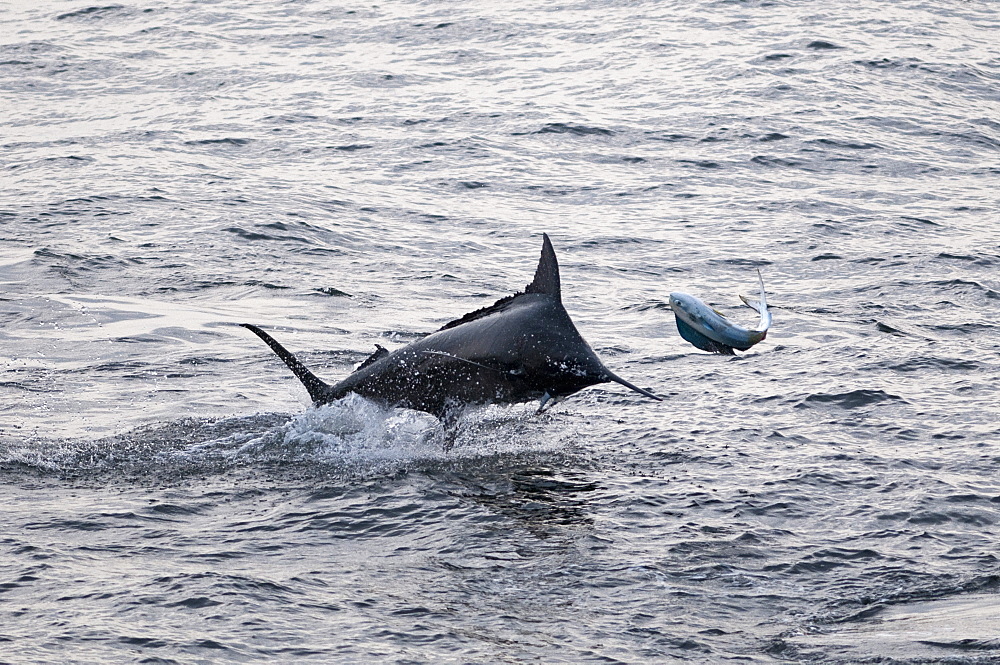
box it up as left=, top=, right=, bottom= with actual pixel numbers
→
left=2, top=0, right=999, bottom=662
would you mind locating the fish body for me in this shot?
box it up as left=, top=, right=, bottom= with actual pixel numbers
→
left=668, top=270, right=771, bottom=355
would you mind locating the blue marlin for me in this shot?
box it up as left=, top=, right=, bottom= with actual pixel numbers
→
left=668, top=270, right=772, bottom=355
left=242, top=234, right=661, bottom=427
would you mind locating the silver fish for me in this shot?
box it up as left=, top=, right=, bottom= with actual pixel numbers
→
left=668, top=270, right=772, bottom=355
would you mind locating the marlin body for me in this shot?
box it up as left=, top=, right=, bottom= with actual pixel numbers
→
left=668, top=270, right=772, bottom=355
left=242, top=234, right=660, bottom=424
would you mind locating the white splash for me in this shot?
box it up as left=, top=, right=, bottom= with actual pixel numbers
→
left=224, top=395, right=569, bottom=472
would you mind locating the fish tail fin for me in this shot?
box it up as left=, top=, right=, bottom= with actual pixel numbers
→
left=241, top=324, right=332, bottom=404
left=604, top=370, right=663, bottom=401
left=739, top=269, right=772, bottom=333
left=739, top=269, right=769, bottom=311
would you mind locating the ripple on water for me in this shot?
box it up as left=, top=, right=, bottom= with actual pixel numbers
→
left=787, top=592, right=1000, bottom=662
left=797, top=389, right=907, bottom=409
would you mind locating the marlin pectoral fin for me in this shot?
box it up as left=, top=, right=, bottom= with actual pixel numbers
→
left=537, top=391, right=566, bottom=414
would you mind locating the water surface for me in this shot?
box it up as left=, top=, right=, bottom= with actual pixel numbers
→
left=2, top=0, right=999, bottom=662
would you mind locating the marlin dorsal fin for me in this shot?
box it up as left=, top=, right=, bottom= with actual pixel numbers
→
left=524, top=233, right=561, bottom=299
